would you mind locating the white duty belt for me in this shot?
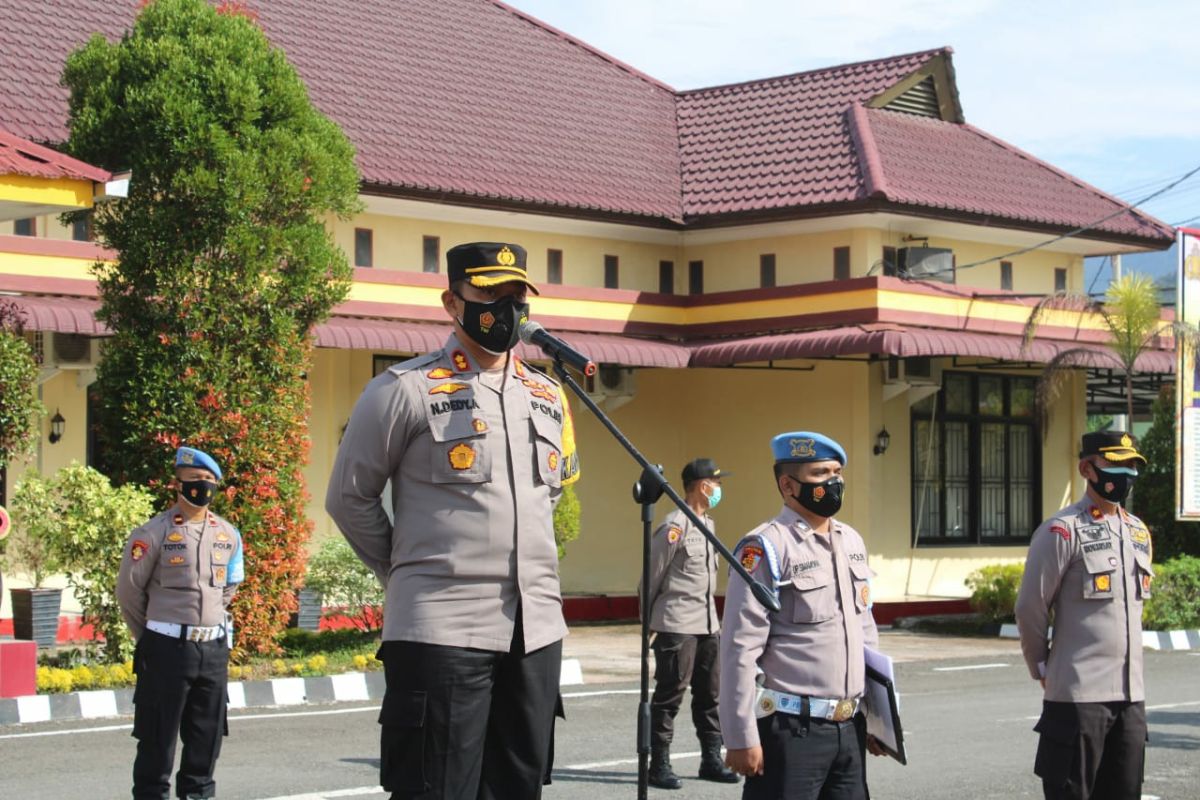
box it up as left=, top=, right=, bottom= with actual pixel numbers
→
left=146, top=619, right=225, bottom=643
left=754, top=687, right=860, bottom=722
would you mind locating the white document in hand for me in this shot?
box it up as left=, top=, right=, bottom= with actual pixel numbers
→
left=863, top=645, right=906, bottom=764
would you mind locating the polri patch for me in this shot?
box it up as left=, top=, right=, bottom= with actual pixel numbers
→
left=130, top=540, right=149, bottom=562
left=666, top=525, right=682, bottom=544
left=1093, top=574, right=1111, bottom=593
left=740, top=544, right=764, bottom=571
left=448, top=442, right=476, bottom=471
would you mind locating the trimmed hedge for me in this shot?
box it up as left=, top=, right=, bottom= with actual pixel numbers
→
left=1143, top=556, right=1200, bottom=631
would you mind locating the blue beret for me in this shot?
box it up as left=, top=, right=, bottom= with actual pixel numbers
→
left=175, top=447, right=222, bottom=481
left=771, top=432, right=847, bottom=466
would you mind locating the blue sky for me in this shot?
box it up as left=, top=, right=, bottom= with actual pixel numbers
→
left=509, top=0, right=1199, bottom=290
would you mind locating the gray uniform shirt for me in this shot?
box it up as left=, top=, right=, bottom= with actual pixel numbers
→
left=643, top=508, right=720, bottom=635
left=1015, top=498, right=1153, bottom=703
left=719, top=505, right=879, bottom=749
left=116, top=506, right=244, bottom=641
left=325, top=334, right=580, bottom=654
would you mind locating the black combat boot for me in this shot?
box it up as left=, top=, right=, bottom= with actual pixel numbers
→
left=648, top=745, right=683, bottom=790
left=697, top=733, right=739, bottom=783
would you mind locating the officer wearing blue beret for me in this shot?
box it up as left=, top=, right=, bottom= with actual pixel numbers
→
left=719, top=432, right=882, bottom=800
left=117, top=446, right=244, bottom=800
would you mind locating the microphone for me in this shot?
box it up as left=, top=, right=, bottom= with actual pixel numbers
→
left=519, top=320, right=598, bottom=377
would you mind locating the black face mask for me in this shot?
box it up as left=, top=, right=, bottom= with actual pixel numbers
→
left=1088, top=467, right=1136, bottom=504
left=456, top=294, right=529, bottom=355
left=790, top=476, right=844, bottom=518
left=180, top=479, right=219, bottom=508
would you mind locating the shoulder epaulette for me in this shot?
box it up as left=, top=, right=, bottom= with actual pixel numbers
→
left=387, top=350, right=442, bottom=376
left=522, top=360, right=562, bottom=386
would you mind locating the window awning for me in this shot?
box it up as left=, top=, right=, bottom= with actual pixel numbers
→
left=314, top=317, right=692, bottom=369
left=4, top=294, right=109, bottom=335
left=688, top=324, right=1176, bottom=374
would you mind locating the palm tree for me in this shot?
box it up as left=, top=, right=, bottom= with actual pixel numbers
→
left=1022, top=273, right=1199, bottom=431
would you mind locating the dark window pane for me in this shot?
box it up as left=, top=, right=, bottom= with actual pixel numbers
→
left=354, top=228, right=373, bottom=268
left=978, top=376, right=1004, bottom=416
left=944, top=421, right=971, bottom=538
left=13, top=218, right=35, bottom=236
left=1000, top=260, right=1013, bottom=290
left=945, top=373, right=971, bottom=414
left=834, top=246, right=851, bottom=280
left=1055, top=268, right=1067, bottom=292
left=883, top=246, right=898, bottom=276
left=604, top=255, right=618, bottom=289
left=547, top=249, right=563, bottom=284
left=980, top=423, right=1007, bottom=539
left=689, top=260, right=704, bottom=295
left=1011, top=378, right=1035, bottom=417
left=659, top=260, right=674, bottom=294
left=760, top=254, right=776, bottom=288
left=71, top=215, right=91, bottom=242
left=422, top=236, right=439, bottom=273
left=1009, top=426, right=1034, bottom=537
left=913, top=418, right=942, bottom=539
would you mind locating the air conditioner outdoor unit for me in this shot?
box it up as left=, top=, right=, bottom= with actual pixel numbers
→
left=586, top=366, right=636, bottom=410
left=882, top=357, right=942, bottom=404
left=897, top=247, right=955, bottom=283
left=27, top=332, right=100, bottom=369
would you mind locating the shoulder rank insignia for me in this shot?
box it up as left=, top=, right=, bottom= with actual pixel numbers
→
left=1088, top=505, right=1103, bottom=521
left=173, top=514, right=184, bottom=525
left=452, top=350, right=471, bottom=372
left=448, top=442, right=476, bottom=471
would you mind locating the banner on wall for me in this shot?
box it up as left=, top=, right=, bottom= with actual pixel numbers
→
left=1176, top=228, right=1200, bottom=519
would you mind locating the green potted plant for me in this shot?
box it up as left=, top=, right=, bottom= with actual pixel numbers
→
left=7, top=475, right=65, bottom=648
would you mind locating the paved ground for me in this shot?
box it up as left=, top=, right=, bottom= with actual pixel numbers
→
left=3, top=627, right=1198, bottom=799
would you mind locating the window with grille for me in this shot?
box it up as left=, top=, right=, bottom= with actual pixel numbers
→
left=912, top=372, right=1039, bottom=545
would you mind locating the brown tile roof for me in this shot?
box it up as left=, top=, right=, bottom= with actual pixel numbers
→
left=0, top=128, right=110, bottom=182
left=0, top=0, right=1173, bottom=245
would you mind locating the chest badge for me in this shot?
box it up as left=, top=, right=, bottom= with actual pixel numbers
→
left=548, top=451, right=559, bottom=472
left=427, top=367, right=455, bottom=380
left=1093, top=574, right=1112, bottom=593
left=167, top=555, right=186, bottom=567
left=472, top=418, right=488, bottom=433
left=167, top=532, right=184, bottom=543
left=448, top=442, right=476, bottom=471
left=430, top=382, right=471, bottom=396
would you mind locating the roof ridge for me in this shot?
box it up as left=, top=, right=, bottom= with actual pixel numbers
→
left=952, top=117, right=1173, bottom=237
left=677, top=46, right=952, bottom=97
left=487, top=0, right=676, bottom=94
left=846, top=104, right=889, bottom=200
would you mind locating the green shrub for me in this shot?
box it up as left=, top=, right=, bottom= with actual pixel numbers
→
left=278, top=626, right=376, bottom=656
left=1143, top=556, right=1200, bottom=631
left=302, top=538, right=384, bottom=631
left=554, top=484, right=581, bottom=559
left=0, top=301, right=42, bottom=475
left=965, top=563, right=1024, bottom=623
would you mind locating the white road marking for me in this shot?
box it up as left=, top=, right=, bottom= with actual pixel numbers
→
left=932, top=663, right=1010, bottom=672
left=562, top=688, right=642, bottom=698
left=0, top=704, right=379, bottom=739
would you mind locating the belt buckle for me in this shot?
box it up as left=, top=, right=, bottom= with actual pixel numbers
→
left=832, top=699, right=855, bottom=722
left=187, top=627, right=202, bottom=642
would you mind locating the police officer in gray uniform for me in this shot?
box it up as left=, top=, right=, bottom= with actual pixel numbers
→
left=117, top=446, right=244, bottom=800
left=1015, top=431, right=1153, bottom=800
left=326, top=242, right=580, bottom=800
left=643, top=458, right=739, bottom=789
left=720, top=432, right=880, bottom=800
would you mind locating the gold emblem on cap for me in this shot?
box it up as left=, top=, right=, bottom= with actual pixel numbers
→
left=1121, top=434, right=1132, bottom=448
left=496, top=246, right=517, bottom=267
left=181, top=451, right=195, bottom=464
left=790, top=438, right=816, bottom=458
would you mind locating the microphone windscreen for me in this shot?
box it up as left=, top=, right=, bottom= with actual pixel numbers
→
left=518, top=318, right=544, bottom=344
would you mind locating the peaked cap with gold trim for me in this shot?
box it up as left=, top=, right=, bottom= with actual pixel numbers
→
left=1079, top=430, right=1146, bottom=469
left=447, top=242, right=539, bottom=294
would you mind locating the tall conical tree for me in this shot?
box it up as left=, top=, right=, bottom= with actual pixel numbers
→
left=61, top=0, right=361, bottom=655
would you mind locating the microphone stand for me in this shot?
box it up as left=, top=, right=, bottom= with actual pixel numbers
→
left=549, top=358, right=781, bottom=800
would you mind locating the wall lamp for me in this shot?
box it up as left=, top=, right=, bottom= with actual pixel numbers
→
left=873, top=427, right=891, bottom=456
left=49, top=410, right=65, bottom=444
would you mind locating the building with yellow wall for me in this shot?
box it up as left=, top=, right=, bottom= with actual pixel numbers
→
left=0, top=0, right=1175, bottom=619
